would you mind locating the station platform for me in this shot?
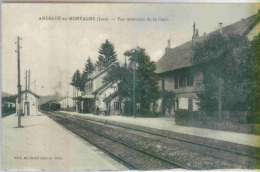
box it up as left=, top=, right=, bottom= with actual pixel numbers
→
left=63, top=111, right=260, bottom=148
left=1, top=113, right=128, bottom=171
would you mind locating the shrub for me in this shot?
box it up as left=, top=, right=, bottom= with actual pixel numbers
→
left=246, top=112, right=260, bottom=124
left=139, top=108, right=158, bottom=117
left=175, top=109, right=198, bottom=124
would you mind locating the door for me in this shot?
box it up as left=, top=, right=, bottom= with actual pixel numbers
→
left=27, top=102, right=30, bottom=115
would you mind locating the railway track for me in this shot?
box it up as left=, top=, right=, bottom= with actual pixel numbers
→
left=64, top=112, right=260, bottom=160
left=44, top=111, right=260, bottom=169
left=45, top=111, right=190, bottom=170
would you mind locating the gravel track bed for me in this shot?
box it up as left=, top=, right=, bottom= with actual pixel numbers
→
left=48, top=114, right=177, bottom=170
left=47, top=111, right=258, bottom=169
left=67, top=116, right=245, bottom=169
left=80, top=117, right=259, bottom=168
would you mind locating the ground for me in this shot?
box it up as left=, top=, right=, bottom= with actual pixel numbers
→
left=1, top=113, right=128, bottom=170
left=62, top=111, right=260, bottom=147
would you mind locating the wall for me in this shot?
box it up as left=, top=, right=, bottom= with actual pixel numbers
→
left=93, top=71, right=107, bottom=92
left=109, top=96, right=121, bottom=115
left=95, top=82, right=118, bottom=111
left=16, top=92, right=38, bottom=115
left=161, top=68, right=203, bottom=111
left=247, top=22, right=260, bottom=41
left=59, top=97, right=74, bottom=109
left=85, top=70, right=108, bottom=94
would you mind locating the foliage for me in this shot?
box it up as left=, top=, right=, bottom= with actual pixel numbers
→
left=71, top=69, right=83, bottom=92
left=2, top=96, right=16, bottom=103
left=124, top=47, right=160, bottom=116
left=252, top=33, right=260, bottom=112
left=98, top=39, right=117, bottom=67
left=104, top=62, right=133, bottom=99
left=174, top=109, right=198, bottom=124
left=81, top=57, right=95, bottom=93
left=163, top=91, right=175, bottom=116
left=105, top=47, right=160, bottom=116
left=192, top=33, right=255, bottom=112
left=2, top=96, right=16, bottom=114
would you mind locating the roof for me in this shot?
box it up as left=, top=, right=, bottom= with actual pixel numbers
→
left=92, top=81, right=117, bottom=95
left=15, top=90, right=40, bottom=98
left=89, top=61, right=117, bottom=80
left=103, top=91, right=118, bottom=103
left=56, top=97, right=73, bottom=103
left=156, top=13, right=259, bottom=74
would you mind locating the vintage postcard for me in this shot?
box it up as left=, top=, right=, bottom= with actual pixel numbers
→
left=1, top=2, right=260, bottom=171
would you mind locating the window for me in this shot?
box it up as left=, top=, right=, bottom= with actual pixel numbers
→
left=174, top=75, right=178, bottom=89
left=188, top=98, right=193, bottom=111
left=179, top=72, right=187, bottom=87
left=187, top=72, right=194, bottom=86
left=162, top=78, right=165, bottom=90
left=114, top=102, right=120, bottom=110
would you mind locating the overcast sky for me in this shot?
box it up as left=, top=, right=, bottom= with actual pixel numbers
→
left=2, top=3, right=259, bottom=96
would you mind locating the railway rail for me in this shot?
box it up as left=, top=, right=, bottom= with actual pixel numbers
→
left=45, top=111, right=190, bottom=170
left=44, top=111, right=260, bottom=170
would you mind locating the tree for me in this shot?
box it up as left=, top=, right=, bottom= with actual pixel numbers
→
left=98, top=39, right=117, bottom=67
left=192, top=33, right=255, bottom=113
left=81, top=57, right=95, bottom=92
left=104, top=62, right=133, bottom=99
left=124, top=47, right=160, bottom=116
left=252, top=32, right=260, bottom=112
left=71, top=71, right=77, bottom=87
left=71, top=69, right=83, bottom=92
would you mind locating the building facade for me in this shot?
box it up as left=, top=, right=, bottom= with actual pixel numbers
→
left=16, top=90, right=40, bottom=116
left=75, top=62, right=120, bottom=114
left=57, top=97, right=74, bottom=110
left=156, top=12, right=260, bottom=116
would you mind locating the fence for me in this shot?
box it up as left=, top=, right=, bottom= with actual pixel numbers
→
left=175, top=110, right=260, bottom=135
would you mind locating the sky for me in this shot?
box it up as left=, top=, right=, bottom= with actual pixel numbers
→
left=2, top=3, right=259, bottom=96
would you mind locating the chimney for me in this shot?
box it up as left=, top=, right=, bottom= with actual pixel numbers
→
left=195, top=29, right=199, bottom=37
left=167, top=36, right=171, bottom=48
left=165, top=36, right=171, bottom=55
left=219, top=22, right=223, bottom=34
left=192, top=23, right=199, bottom=48
left=204, top=32, right=206, bottom=36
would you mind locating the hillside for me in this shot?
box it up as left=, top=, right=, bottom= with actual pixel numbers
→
left=38, top=94, right=64, bottom=106
left=1, top=92, right=14, bottom=98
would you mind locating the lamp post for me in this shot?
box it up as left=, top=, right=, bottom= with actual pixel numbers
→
left=132, top=62, right=138, bottom=118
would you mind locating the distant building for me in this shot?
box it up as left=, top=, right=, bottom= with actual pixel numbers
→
left=3, top=102, right=16, bottom=108
left=57, top=97, right=74, bottom=109
left=156, top=12, right=260, bottom=116
left=16, top=90, right=40, bottom=116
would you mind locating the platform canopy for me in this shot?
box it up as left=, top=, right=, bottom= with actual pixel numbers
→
left=82, top=94, right=95, bottom=99
left=73, top=94, right=95, bottom=100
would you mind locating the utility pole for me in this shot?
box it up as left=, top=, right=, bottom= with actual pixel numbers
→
left=25, top=70, right=28, bottom=116
left=67, top=91, right=69, bottom=108
left=25, top=71, right=27, bottom=99
left=16, top=36, right=22, bottom=127
left=133, top=62, right=136, bottom=118
left=28, top=70, right=30, bottom=91
left=34, top=80, right=36, bottom=93
left=73, top=86, right=74, bottom=107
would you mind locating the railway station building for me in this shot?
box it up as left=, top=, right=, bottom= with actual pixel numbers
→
left=75, top=62, right=121, bottom=114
